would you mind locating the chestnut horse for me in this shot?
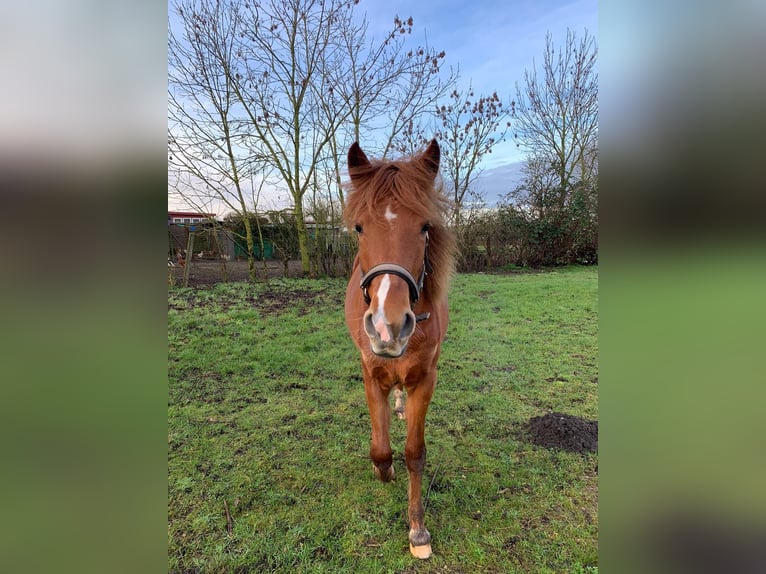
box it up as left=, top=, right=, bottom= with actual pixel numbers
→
left=344, top=140, right=456, bottom=559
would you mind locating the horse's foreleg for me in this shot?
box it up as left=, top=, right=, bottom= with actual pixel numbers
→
left=364, top=377, right=394, bottom=482
left=404, top=375, right=435, bottom=559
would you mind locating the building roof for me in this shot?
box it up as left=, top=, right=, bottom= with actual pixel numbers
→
left=168, top=211, right=217, bottom=218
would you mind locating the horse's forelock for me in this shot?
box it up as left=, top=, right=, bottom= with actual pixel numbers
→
left=346, top=158, right=445, bottom=224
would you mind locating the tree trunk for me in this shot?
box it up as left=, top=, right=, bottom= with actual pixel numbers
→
left=254, top=215, right=268, bottom=276
left=293, top=200, right=311, bottom=276
left=182, top=231, right=195, bottom=287
left=242, top=216, right=257, bottom=282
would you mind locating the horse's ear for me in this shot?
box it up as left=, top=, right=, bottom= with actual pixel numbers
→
left=421, top=139, right=440, bottom=176
left=348, top=142, right=371, bottom=172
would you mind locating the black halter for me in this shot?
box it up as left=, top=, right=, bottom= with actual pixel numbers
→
left=359, top=234, right=433, bottom=322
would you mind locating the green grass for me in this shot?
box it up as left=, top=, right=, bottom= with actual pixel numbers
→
left=168, top=267, right=598, bottom=573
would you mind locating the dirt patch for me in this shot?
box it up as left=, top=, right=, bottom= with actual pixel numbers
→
left=248, top=285, right=337, bottom=314
left=169, top=259, right=308, bottom=287
left=525, top=412, right=598, bottom=453
left=169, top=259, right=350, bottom=287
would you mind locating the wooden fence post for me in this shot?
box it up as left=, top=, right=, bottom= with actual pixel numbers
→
left=182, top=231, right=195, bottom=287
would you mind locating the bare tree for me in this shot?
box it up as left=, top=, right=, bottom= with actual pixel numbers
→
left=434, top=86, right=511, bottom=224
left=512, top=28, right=598, bottom=193
left=169, top=0, right=350, bottom=276
left=227, top=0, right=358, bottom=276
left=170, top=0, right=455, bottom=277
left=168, top=0, right=268, bottom=281
left=506, top=29, right=599, bottom=265
left=321, top=14, right=455, bottom=213
left=313, top=12, right=455, bottom=278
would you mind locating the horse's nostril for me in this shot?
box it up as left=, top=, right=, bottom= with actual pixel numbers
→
left=400, top=311, right=416, bottom=339
left=364, top=309, right=414, bottom=345
left=364, top=311, right=377, bottom=339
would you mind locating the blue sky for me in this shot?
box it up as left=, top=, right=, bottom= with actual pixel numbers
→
left=169, top=0, right=597, bottom=209
left=353, top=0, right=597, bottom=202
left=357, top=1, right=596, bottom=155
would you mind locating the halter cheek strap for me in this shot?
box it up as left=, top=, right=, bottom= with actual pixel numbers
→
left=359, top=234, right=432, bottom=322
left=360, top=264, right=422, bottom=306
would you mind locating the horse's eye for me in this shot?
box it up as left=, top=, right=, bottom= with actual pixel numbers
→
left=421, top=223, right=431, bottom=234
left=354, top=224, right=363, bottom=234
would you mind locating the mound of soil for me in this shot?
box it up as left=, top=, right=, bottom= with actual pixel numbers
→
left=526, top=412, right=598, bottom=453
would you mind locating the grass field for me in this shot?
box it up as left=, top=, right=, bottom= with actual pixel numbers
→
left=168, top=267, right=598, bottom=573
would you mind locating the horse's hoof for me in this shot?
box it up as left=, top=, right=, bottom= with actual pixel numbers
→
left=409, top=543, right=432, bottom=559
left=395, top=409, right=406, bottom=420
left=373, top=463, right=394, bottom=482
left=409, top=528, right=431, bottom=558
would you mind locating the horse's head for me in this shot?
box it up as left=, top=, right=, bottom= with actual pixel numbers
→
left=346, top=140, right=441, bottom=358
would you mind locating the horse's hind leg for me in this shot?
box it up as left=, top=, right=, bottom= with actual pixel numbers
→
left=363, top=374, right=395, bottom=482
left=393, top=386, right=405, bottom=420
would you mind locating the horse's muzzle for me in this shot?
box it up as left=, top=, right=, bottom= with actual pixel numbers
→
left=363, top=309, right=416, bottom=358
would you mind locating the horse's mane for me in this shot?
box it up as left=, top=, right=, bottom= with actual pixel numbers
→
left=343, top=148, right=457, bottom=304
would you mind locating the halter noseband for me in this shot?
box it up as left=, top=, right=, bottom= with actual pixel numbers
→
left=359, top=234, right=432, bottom=322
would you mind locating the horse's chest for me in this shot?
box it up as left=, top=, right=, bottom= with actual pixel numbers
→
left=367, top=350, right=434, bottom=391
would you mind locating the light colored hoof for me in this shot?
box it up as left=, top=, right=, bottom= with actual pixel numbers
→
left=373, top=463, right=394, bottom=482
left=409, top=543, right=432, bottom=559
left=395, top=409, right=406, bottom=420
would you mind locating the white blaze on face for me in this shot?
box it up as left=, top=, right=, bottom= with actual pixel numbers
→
left=373, top=274, right=391, bottom=342
left=384, top=204, right=397, bottom=224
